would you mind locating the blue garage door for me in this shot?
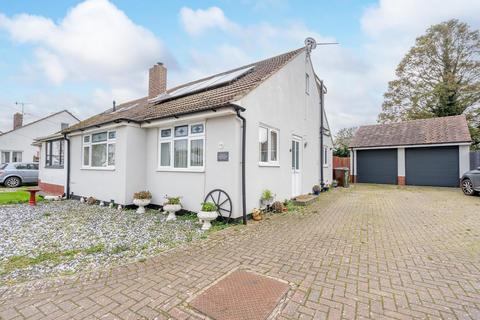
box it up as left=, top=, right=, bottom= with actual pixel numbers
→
left=405, top=146, right=459, bottom=187
left=357, top=149, right=397, bottom=184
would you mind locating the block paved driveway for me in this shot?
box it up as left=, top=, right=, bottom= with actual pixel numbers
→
left=1, top=184, right=480, bottom=319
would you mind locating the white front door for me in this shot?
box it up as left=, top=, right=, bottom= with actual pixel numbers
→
left=291, top=137, right=302, bottom=197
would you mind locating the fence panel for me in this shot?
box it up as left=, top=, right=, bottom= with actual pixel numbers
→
left=333, top=156, right=350, bottom=169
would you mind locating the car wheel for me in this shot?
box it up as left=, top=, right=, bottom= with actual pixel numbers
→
left=4, top=176, right=21, bottom=188
left=461, top=178, right=476, bottom=196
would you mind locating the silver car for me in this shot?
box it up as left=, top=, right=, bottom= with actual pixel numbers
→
left=461, top=167, right=480, bottom=196
left=0, top=162, right=39, bottom=188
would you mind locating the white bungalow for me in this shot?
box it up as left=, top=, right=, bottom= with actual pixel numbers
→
left=37, top=41, right=333, bottom=221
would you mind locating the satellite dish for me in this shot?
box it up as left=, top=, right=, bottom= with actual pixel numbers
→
left=304, top=37, right=317, bottom=52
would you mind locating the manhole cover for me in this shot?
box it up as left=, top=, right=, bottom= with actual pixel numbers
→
left=190, top=270, right=289, bottom=320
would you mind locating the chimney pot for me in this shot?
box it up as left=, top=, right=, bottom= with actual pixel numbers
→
left=149, top=63, right=167, bottom=99
left=13, top=113, right=23, bottom=130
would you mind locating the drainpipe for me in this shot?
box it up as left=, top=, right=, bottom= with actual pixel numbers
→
left=63, top=133, right=71, bottom=199
left=319, top=80, right=325, bottom=190
left=233, top=104, right=247, bottom=225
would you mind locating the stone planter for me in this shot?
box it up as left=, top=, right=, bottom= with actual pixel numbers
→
left=164, top=204, right=181, bottom=221
left=133, top=198, right=151, bottom=214
left=197, top=210, right=218, bottom=230
left=261, top=198, right=273, bottom=207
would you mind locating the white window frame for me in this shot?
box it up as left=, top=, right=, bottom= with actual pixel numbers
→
left=305, top=73, right=310, bottom=94
left=157, top=122, right=205, bottom=172
left=259, top=124, right=280, bottom=167
left=82, top=130, right=116, bottom=170
left=323, top=147, right=329, bottom=167
left=1, top=150, right=22, bottom=163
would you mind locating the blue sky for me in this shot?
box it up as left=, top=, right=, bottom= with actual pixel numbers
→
left=1, top=0, right=479, bottom=133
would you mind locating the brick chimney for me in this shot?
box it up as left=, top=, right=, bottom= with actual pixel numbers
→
left=13, top=112, right=23, bottom=130
left=148, top=62, right=167, bottom=99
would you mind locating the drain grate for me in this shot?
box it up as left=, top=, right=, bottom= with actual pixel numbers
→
left=190, top=270, right=289, bottom=320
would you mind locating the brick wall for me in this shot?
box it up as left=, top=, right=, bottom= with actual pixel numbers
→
left=39, top=180, right=64, bottom=196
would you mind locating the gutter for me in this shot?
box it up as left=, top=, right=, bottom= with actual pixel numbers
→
left=319, top=80, right=325, bottom=189
left=231, top=104, right=247, bottom=225
left=63, top=133, right=71, bottom=199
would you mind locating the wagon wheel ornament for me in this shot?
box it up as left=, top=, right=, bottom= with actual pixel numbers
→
left=204, top=189, right=232, bottom=223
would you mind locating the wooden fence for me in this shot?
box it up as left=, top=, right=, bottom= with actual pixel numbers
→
left=333, top=156, right=350, bottom=169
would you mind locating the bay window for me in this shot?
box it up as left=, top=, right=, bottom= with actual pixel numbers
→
left=259, top=125, right=279, bottom=165
left=82, top=131, right=116, bottom=168
left=159, top=123, right=205, bottom=170
left=45, top=140, right=64, bottom=167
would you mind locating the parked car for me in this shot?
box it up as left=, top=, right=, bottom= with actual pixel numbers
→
left=461, top=167, right=480, bottom=196
left=0, top=162, right=39, bottom=188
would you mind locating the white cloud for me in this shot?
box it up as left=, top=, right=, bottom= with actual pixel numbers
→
left=0, top=0, right=174, bottom=132
left=0, top=0, right=171, bottom=91
left=179, top=6, right=238, bottom=36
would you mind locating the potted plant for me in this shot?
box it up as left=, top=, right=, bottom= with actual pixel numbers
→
left=312, top=185, right=321, bottom=195
left=252, top=208, right=262, bottom=221
left=197, top=202, right=218, bottom=231
left=133, top=191, right=152, bottom=214
left=332, top=180, right=338, bottom=188
left=164, top=196, right=182, bottom=221
left=261, top=189, right=274, bottom=206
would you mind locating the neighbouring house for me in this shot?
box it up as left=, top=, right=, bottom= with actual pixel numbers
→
left=0, top=110, right=79, bottom=164
left=37, top=44, right=333, bottom=219
left=349, top=115, right=471, bottom=187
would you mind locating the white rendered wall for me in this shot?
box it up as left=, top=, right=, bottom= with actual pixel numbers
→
left=235, top=51, right=327, bottom=214
left=459, top=145, right=470, bottom=176
left=38, top=141, right=68, bottom=187
left=0, top=111, right=78, bottom=163
left=69, top=126, right=127, bottom=204
left=145, top=115, right=241, bottom=216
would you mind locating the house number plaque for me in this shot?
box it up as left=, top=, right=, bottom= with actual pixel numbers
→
left=217, top=151, right=229, bottom=162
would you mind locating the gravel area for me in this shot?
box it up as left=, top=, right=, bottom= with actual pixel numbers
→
left=0, top=200, right=208, bottom=286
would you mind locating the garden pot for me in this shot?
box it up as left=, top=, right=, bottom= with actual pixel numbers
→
left=197, top=210, right=218, bottom=231
left=164, top=204, right=181, bottom=221
left=133, top=198, right=151, bottom=214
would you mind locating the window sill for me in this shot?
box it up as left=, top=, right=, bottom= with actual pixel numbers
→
left=156, top=167, right=205, bottom=173
left=45, top=166, right=64, bottom=169
left=259, top=162, right=280, bottom=167
left=323, top=165, right=329, bottom=168
left=81, top=167, right=115, bottom=171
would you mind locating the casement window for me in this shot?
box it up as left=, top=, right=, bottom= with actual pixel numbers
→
left=1, top=151, right=22, bottom=163
left=158, top=123, right=205, bottom=171
left=305, top=73, right=310, bottom=94
left=323, top=147, right=328, bottom=166
left=45, top=140, right=64, bottom=168
left=259, top=125, right=279, bottom=165
left=82, top=131, right=116, bottom=168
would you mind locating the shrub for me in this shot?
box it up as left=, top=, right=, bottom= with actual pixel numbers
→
left=271, top=201, right=284, bottom=213
left=166, top=197, right=181, bottom=205
left=133, top=191, right=152, bottom=200
left=261, top=189, right=273, bottom=200
left=312, top=185, right=321, bottom=194
left=201, top=202, right=217, bottom=212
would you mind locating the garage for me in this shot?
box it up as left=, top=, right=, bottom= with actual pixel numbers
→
left=405, top=146, right=459, bottom=187
left=350, top=115, right=472, bottom=187
left=357, top=149, right=397, bottom=184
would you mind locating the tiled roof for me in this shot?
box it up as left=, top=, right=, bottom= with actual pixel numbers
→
left=350, top=115, right=472, bottom=148
left=65, top=47, right=305, bottom=132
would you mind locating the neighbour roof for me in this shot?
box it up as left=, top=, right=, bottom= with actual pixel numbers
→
left=0, top=110, right=79, bottom=137
left=65, top=47, right=305, bottom=133
left=350, top=115, right=472, bottom=148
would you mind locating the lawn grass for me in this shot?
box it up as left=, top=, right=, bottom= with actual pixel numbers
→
left=0, top=191, right=42, bottom=205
